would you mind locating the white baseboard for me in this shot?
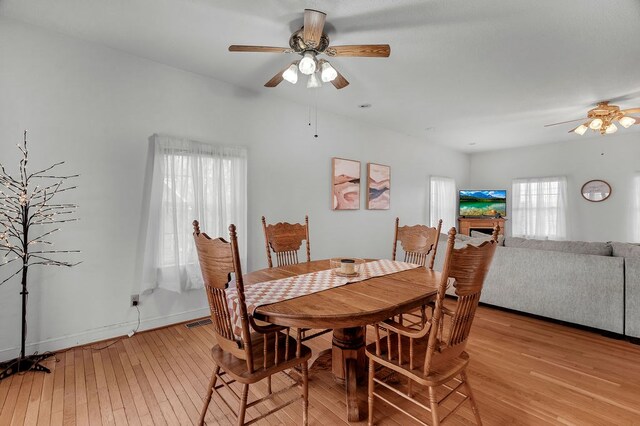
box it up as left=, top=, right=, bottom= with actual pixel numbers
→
left=0, top=307, right=210, bottom=362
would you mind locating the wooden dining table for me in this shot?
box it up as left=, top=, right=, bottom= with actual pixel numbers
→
left=245, top=259, right=440, bottom=422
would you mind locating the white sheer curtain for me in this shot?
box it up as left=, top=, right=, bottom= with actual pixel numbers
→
left=430, top=176, right=457, bottom=231
left=141, top=134, right=247, bottom=293
left=512, top=176, right=567, bottom=240
left=633, top=173, right=640, bottom=243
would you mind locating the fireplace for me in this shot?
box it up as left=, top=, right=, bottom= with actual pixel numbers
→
left=469, top=228, right=494, bottom=236
left=458, top=217, right=506, bottom=236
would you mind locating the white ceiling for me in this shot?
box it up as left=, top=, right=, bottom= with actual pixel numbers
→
left=2, top=0, right=640, bottom=152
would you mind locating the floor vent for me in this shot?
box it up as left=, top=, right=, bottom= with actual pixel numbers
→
left=185, top=318, right=212, bottom=329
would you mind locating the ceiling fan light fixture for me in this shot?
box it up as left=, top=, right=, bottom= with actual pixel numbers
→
left=605, top=123, right=618, bottom=134
left=547, top=101, right=640, bottom=135
left=619, top=116, right=636, bottom=128
left=299, top=52, right=317, bottom=75
left=320, top=61, right=338, bottom=82
left=307, top=72, right=322, bottom=89
left=282, top=63, right=298, bottom=84
left=574, top=124, right=588, bottom=135
left=589, top=118, right=603, bottom=130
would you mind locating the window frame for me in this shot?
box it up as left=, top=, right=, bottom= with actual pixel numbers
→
left=429, top=176, right=457, bottom=232
left=511, top=176, right=567, bottom=240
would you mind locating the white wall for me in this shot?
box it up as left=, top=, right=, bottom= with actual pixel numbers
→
left=469, top=133, right=640, bottom=241
left=0, top=18, right=469, bottom=360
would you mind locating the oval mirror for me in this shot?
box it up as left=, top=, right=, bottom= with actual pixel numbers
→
left=581, top=180, right=611, bottom=202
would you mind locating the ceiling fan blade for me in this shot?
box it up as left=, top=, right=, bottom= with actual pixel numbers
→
left=326, top=44, right=391, bottom=57
left=544, top=118, right=588, bottom=127
left=621, top=107, right=640, bottom=115
left=621, top=113, right=640, bottom=123
left=303, top=9, right=326, bottom=48
left=331, top=70, right=349, bottom=90
left=264, top=64, right=292, bottom=88
left=229, top=45, right=291, bottom=53
left=605, top=91, right=640, bottom=104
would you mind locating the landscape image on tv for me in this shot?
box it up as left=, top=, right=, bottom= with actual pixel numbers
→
left=459, top=190, right=507, bottom=217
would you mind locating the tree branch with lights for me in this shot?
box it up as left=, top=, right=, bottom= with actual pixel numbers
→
left=0, top=131, right=80, bottom=381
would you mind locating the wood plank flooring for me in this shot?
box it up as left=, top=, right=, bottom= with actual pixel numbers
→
left=2, top=304, right=640, bottom=425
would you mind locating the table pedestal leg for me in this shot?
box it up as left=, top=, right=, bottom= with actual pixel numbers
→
left=332, top=327, right=366, bottom=422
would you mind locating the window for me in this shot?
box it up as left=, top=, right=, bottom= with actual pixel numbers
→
left=430, top=176, right=457, bottom=232
left=512, top=176, right=567, bottom=240
left=141, top=134, right=247, bottom=293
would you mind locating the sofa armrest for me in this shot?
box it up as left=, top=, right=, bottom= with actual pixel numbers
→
left=625, top=257, right=640, bottom=338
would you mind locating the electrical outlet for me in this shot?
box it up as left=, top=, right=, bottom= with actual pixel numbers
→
left=131, top=294, right=140, bottom=307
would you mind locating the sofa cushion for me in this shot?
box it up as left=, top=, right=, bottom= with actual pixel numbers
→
left=470, top=230, right=505, bottom=246
left=610, top=242, right=640, bottom=258
left=439, top=232, right=492, bottom=249
left=504, top=237, right=612, bottom=256
left=453, top=233, right=472, bottom=241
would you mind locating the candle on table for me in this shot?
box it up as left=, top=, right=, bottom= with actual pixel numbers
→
left=340, top=258, right=356, bottom=275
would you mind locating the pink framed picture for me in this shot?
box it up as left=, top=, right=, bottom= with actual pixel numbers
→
left=332, top=158, right=360, bottom=210
left=367, top=163, right=390, bottom=210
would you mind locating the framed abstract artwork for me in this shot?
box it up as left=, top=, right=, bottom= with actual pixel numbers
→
left=332, top=158, right=361, bottom=210
left=367, top=163, right=390, bottom=210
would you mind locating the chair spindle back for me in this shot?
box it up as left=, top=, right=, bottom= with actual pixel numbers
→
left=262, top=215, right=311, bottom=268
left=392, top=218, right=443, bottom=269
left=424, top=226, right=499, bottom=374
left=193, top=221, right=255, bottom=370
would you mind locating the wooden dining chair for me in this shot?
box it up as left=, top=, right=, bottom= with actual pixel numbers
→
left=262, top=215, right=311, bottom=268
left=392, top=218, right=443, bottom=326
left=392, top=217, right=443, bottom=268
left=193, top=221, right=311, bottom=426
left=367, top=226, right=499, bottom=426
left=262, top=215, right=330, bottom=343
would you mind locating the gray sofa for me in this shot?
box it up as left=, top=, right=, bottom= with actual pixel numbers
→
left=434, top=234, right=640, bottom=337
left=612, top=242, right=640, bottom=339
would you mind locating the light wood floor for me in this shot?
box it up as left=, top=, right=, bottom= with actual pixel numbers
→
left=2, top=304, right=640, bottom=426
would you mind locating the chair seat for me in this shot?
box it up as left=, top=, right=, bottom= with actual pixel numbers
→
left=365, top=334, right=469, bottom=386
left=212, top=331, right=312, bottom=384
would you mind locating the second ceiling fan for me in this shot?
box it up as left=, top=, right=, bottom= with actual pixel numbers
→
left=229, top=9, right=391, bottom=90
left=545, top=101, right=640, bottom=135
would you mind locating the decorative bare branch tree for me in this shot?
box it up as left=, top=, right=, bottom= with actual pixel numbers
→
left=0, top=131, right=79, bottom=381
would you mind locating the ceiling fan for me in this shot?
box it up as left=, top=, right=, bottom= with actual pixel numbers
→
left=545, top=101, right=640, bottom=135
left=228, top=9, right=390, bottom=90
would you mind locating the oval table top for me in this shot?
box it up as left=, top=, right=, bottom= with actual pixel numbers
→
left=247, top=259, right=441, bottom=329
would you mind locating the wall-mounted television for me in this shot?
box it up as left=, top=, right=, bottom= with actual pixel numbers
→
left=459, top=190, right=507, bottom=217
